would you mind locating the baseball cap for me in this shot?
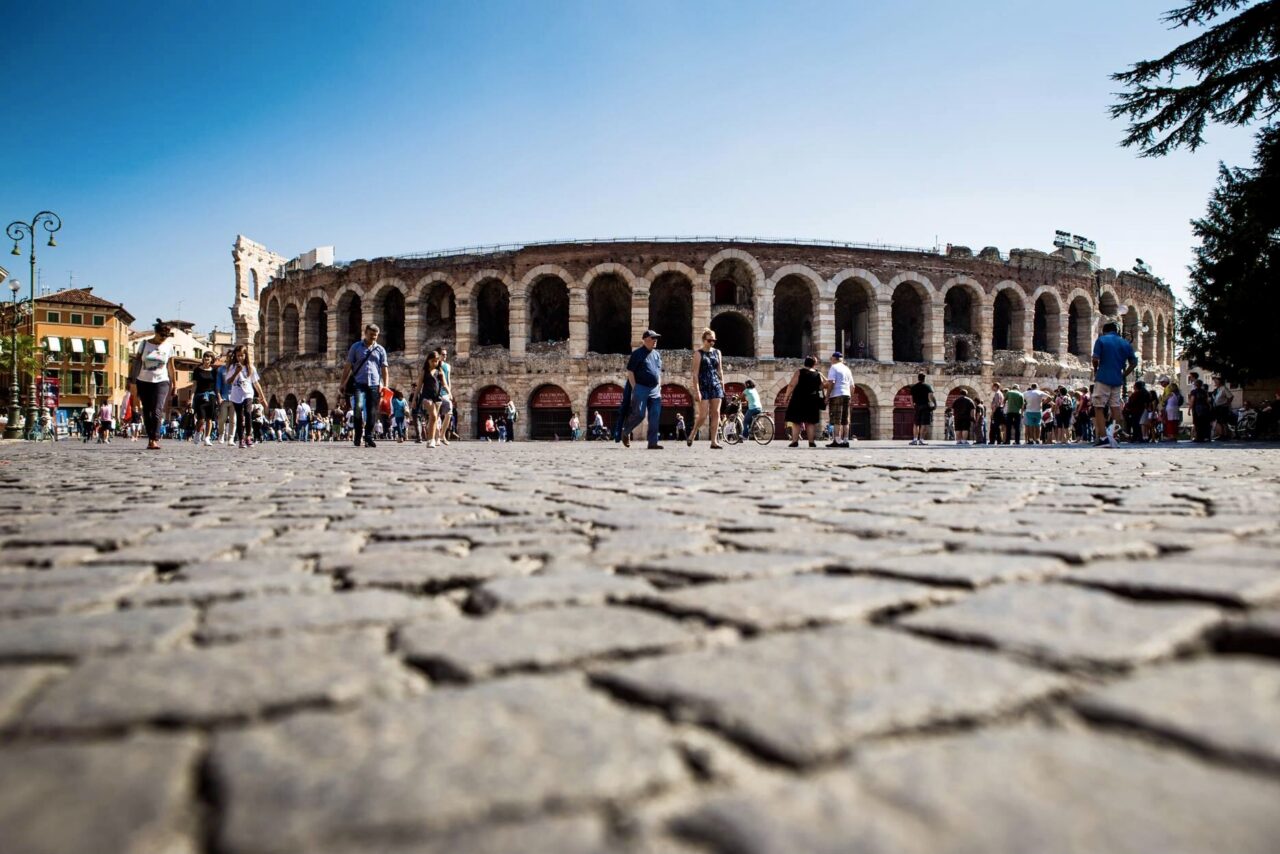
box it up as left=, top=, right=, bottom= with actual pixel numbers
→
left=641, top=329, right=661, bottom=339
left=831, top=351, right=842, bottom=359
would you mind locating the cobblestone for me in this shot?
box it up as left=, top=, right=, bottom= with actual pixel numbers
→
left=1, top=439, right=1278, bottom=852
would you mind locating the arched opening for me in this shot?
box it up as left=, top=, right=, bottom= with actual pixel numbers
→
left=283, top=393, right=298, bottom=420
left=943, top=287, right=976, bottom=335
left=835, top=279, right=874, bottom=359
left=336, top=293, right=363, bottom=356
left=709, top=259, right=755, bottom=308
left=1156, top=316, right=1167, bottom=365
left=710, top=311, right=755, bottom=357
left=282, top=304, right=299, bottom=356
left=528, top=384, right=573, bottom=440
left=588, top=384, right=625, bottom=437
left=954, top=340, right=973, bottom=362
left=475, top=385, right=511, bottom=439
left=264, top=299, right=281, bottom=363
left=1141, top=310, right=1156, bottom=361
left=250, top=269, right=260, bottom=300
left=475, top=279, right=511, bottom=349
left=376, top=288, right=406, bottom=352
left=851, top=385, right=874, bottom=440
left=1123, top=305, right=1140, bottom=351
left=893, top=386, right=916, bottom=440
left=891, top=283, right=926, bottom=362
left=992, top=290, right=1024, bottom=352
left=1068, top=296, right=1091, bottom=358
left=304, top=298, right=328, bottom=356
left=659, top=384, right=694, bottom=441
left=1099, top=291, right=1119, bottom=319
left=773, top=275, right=814, bottom=358
left=528, top=276, right=569, bottom=345
left=587, top=274, right=631, bottom=354
left=1033, top=293, right=1061, bottom=354
left=649, top=272, right=693, bottom=350
left=420, top=282, right=456, bottom=351
left=308, top=390, right=328, bottom=416
left=268, top=394, right=281, bottom=411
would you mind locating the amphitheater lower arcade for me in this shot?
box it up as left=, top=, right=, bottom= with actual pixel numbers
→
left=249, top=240, right=1175, bottom=440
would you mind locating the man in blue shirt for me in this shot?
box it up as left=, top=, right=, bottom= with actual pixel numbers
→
left=621, top=329, right=664, bottom=449
left=338, top=324, right=390, bottom=448
left=1091, top=320, right=1138, bottom=447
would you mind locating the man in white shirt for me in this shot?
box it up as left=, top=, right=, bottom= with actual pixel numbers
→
left=296, top=400, right=312, bottom=442
left=1022, top=382, right=1050, bottom=444
left=824, top=352, right=855, bottom=448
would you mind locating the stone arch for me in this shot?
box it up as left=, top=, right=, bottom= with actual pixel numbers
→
left=335, top=290, right=364, bottom=356
left=1067, top=291, right=1092, bottom=359
left=264, top=297, right=281, bottom=363
left=587, top=273, right=631, bottom=354
left=473, top=277, right=511, bottom=349
left=890, top=279, right=930, bottom=362
left=303, top=295, right=328, bottom=356
left=418, top=279, right=457, bottom=351
left=941, top=277, right=981, bottom=335
left=308, top=390, right=328, bottom=416
left=1123, top=304, right=1140, bottom=350
left=369, top=281, right=407, bottom=353
left=283, top=393, right=298, bottom=418
left=527, top=383, right=574, bottom=440
left=704, top=250, right=764, bottom=307
left=1141, top=309, right=1156, bottom=361
left=581, top=262, right=639, bottom=290
left=710, top=310, right=755, bottom=357
left=772, top=274, right=816, bottom=358
left=250, top=269, right=260, bottom=300
left=649, top=270, right=694, bottom=349
left=991, top=284, right=1026, bottom=352
left=527, top=274, right=570, bottom=345
left=1156, top=314, right=1167, bottom=365
left=884, top=272, right=935, bottom=301
left=282, top=303, right=300, bottom=356
left=1032, top=289, right=1062, bottom=354
left=833, top=274, right=877, bottom=360
left=1098, top=289, right=1120, bottom=319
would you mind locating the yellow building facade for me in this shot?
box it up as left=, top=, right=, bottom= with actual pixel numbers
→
left=29, top=288, right=135, bottom=416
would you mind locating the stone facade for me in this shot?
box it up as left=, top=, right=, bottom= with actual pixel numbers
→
left=240, top=239, right=1176, bottom=439
left=231, top=235, right=287, bottom=364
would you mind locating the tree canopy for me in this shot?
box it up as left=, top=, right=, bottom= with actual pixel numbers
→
left=1177, top=125, right=1280, bottom=380
left=1111, top=0, right=1280, bottom=157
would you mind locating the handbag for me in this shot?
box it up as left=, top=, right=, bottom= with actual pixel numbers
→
left=343, top=348, right=375, bottom=396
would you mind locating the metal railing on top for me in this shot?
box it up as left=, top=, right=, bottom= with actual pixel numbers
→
left=384, top=235, right=942, bottom=262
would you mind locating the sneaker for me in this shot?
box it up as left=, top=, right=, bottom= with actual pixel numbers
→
left=1093, top=438, right=1108, bottom=447
left=428, top=439, right=437, bottom=448
left=203, top=436, right=213, bottom=446
left=1106, top=424, right=1121, bottom=449
left=826, top=441, right=840, bottom=448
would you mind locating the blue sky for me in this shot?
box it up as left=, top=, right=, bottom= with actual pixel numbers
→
left=1, top=0, right=1259, bottom=332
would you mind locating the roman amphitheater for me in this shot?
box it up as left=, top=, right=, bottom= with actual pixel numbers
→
left=233, top=236, right=1175, bottom=440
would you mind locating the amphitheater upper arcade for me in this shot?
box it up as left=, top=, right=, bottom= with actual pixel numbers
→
left=254, top=240, right=1176, bottom=378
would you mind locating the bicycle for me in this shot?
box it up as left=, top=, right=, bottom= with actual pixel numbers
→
left=720, top=411, right=775, bottom=445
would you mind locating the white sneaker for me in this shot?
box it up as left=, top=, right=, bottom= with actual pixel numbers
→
left=203, top=436, right=213, bottom=446
left=1106, top=423, right=1121, bottom=449
left=428, top=439, right=437, bottom=448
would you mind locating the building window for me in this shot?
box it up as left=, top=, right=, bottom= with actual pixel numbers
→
left=93, top=315, right=106, bottom=326
left=92, top=371, right=107, bottom=392
left=44, top=369, right=59, bottom=384
left=69, top=312, right=84, bottom=325
left=46, top=311, right=60, bottom=323
left=69, top=371, right=83, bottom=395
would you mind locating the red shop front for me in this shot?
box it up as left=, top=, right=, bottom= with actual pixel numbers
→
left=587, top=383, right=624, bottom=437
left=529, top=384, right=573, bottom=440
left=892, top=386, right=916, bottom=440
left=659, top=384, right=694, bottom=440
left=475, top=385, right=510, bottom=438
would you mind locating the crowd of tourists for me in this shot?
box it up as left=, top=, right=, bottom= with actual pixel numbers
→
left=68, top=318, right=1274, bottom=451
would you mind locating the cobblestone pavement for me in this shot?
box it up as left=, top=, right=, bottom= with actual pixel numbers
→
left=2, top=438, right=1280, bottom=854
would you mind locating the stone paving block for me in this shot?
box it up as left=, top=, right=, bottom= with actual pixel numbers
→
left=1175, top=544, right=1280, bottom=570
left=727, top=531, right=945, bottom=560
left=900, top=583, right=1222, bottom=669
left=0, top=582, right=136, bottom=617
left=0, top=605, right=197, bottom=662
left=949, top=532, right=1159, bottom=563
left=597, top=624, right=1066, bottom=765
left=622, top=552, right=831, bottom=585
left=648, top=574, right=963, bottom=631
left=0, top=544, right=100, bottom=567
left=0, top=564, right=155, bottom=589
left=469, top=571, right=655, bottom=612
left=212, top=675, right=685, bottom=852
left=315, top=815, right=612, bottom=854
left=669, top=725, right=1280, bottom=854
left=0, top=519, right=160, bottom=550
left=243, top=528, right=367, bottom=558
left=101, top=526, right=276, bottom=565
left=1075, top=657, right=1280, bottom=769
left=20, top=630, right=422, bottom=733
left=842, top=552, right=1069, bottom=588
left=175, top=556, right=310, bottom=579
left=594, top=528, right=720, bottom=559
left=0, top=665, right=63, bottom=725
left=122, top=572, right=332, bottom=606
left=202, top=590, right=453, bottom=641
left=1064, top=558, right=1280, bottom=606
left=342, top=552, right=540, bottom=591
left=0, top=733, right=201, bottom=854
left=398, top=605, right=700, bottom=680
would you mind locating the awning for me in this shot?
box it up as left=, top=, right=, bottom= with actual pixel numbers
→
left=70, top=338, right=85, bottom=354
left=91, top=339, right=107, bottom=355
left=45, top=336, right=61, bottom=352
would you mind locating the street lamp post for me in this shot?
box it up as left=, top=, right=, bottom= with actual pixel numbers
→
left=5, top=279, right=24, bottom=439
left=7, top=211, right=61, bottom=440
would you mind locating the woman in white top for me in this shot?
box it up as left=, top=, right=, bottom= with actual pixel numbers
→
left=127, top=319, right=178, bottom=450
left=226, top=344, right=266, bottom=449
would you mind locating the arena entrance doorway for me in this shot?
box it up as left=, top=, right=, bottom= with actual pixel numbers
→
left=529, top=384, right=573, bottom=440
left=475, top=386, right=510, bottom=439
left=587, top=383, right=624, bottom=439
left=893, top=386, right=916, bottom=440
left=659, top=384, right=694, bottom=441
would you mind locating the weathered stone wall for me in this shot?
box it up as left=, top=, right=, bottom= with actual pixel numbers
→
left=244, top=240, right=1175, bottom=438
